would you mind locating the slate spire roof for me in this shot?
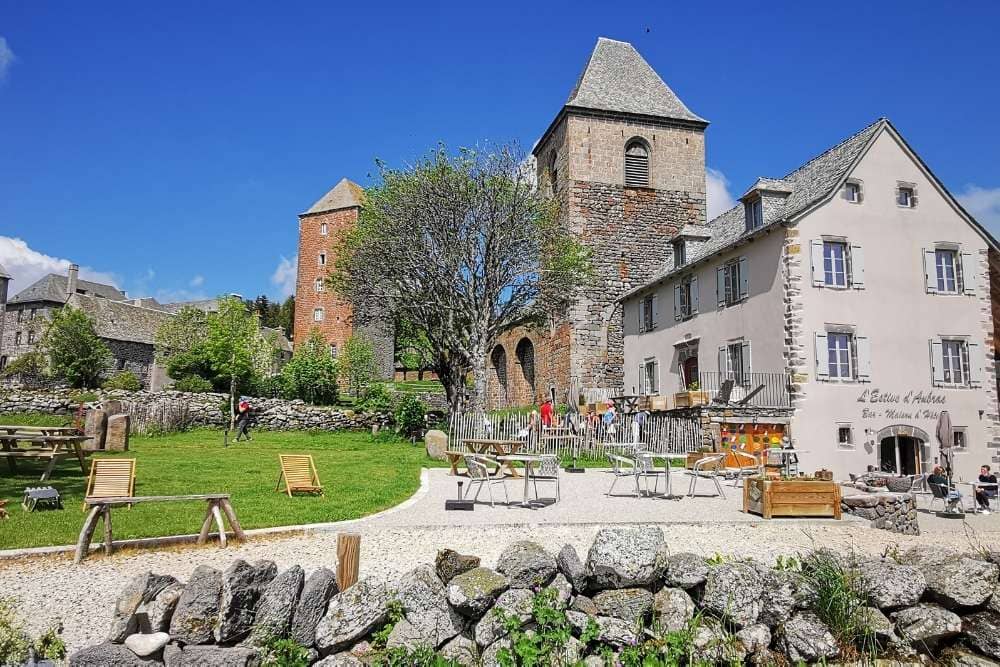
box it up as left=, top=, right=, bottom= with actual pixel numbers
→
left=565, top=37, right=706, bottom=125
left=0, top=263, right=10, bottom=280
left=303, top=177, right=365, bottom=216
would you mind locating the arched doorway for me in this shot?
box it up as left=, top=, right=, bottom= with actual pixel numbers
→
left=875, top=425, right=930, bottom=475
left=515, top=337, right=536, bottom=403
left=490, top=345, right=509, bottom=407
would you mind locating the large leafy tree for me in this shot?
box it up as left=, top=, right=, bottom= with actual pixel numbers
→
left=280, top=328, right=338, bottom=404
left=41, top=306, right=112, bottom=388
left=154, top=306, right=216, bottom=385
left=339, top=333, right=377, bottom=398
left=394, top=316, right=434, bottom=380
left=332, top=144, right=589, bottom=414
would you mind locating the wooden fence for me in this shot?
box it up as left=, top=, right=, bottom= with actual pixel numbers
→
left=123, top=399, right=194, bottom=435
left=448, top=410, right=703, bottom=459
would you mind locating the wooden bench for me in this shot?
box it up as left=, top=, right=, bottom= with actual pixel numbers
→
left=444, top=450, right=468, bottom=476
left=75, top=494, right=245, bottom=563
left=0, top=434, right=88, bottom=480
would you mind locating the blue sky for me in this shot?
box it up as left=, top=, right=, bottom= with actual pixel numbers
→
left=2, top=1, right=999, bottom=303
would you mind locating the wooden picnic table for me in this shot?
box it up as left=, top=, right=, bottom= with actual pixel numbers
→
left=462, top=439, right=523, bottom=478
left=0, top=433, right=88, bottom=480
left=76, top=493, right=245, bottom=563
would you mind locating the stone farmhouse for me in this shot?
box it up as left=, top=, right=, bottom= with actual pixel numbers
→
left=0, top=264, right=292, bottom=389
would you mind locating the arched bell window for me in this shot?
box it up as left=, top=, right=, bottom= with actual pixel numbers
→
left=625, top=140, right=650, bottom=188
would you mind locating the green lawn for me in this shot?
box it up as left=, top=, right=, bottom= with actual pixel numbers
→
left=0, top=419, right=445, bottom=550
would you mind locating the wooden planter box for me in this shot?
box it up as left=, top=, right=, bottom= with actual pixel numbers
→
left=743, top=477, right=842, bottom=520
left=674, top=391, right=709, bottom=408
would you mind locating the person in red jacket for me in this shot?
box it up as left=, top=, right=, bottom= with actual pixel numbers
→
left=540, top=398, right=554, bottom=428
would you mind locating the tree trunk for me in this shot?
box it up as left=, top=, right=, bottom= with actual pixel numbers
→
left=229, top=377, right=236, bottom=432
left=469, top=343, right=488, bottom=421
left=436, top=358, right=467, bottom=418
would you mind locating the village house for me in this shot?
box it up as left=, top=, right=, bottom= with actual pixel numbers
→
left=620, top=117, right=1000, bottom=481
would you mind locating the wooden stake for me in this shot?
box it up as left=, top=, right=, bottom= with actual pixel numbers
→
left=336, top=533, right=361, bottom=591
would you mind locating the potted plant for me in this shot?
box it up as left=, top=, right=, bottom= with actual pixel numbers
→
left=674, top=380, right=709, bottom=408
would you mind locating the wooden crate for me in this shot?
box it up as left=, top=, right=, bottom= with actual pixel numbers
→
left=674, top=391, right=709, bottom=408
left=649, top=395, right=672, bottom=411
left=743, top=478, right=842, bottom=520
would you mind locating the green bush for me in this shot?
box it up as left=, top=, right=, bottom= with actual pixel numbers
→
left=103, top=370, right=141, bottom=391
left=0, top=598, right=65, bottom=665
left=174, top=375, right=214, bottom=393
left=358, top=382, right=395, bottom=414
left=280, top=330, right=338, bottom=404
left=258, top=636, right=311, bottom=667
left=0, top=351, right=46, bottom=379
left=394, top=394, right=426, bottom=437
left=69, top=390, right=99, bottom=404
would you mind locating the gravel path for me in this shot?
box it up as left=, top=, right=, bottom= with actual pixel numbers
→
left=5, top=520, right=1000, bottom=655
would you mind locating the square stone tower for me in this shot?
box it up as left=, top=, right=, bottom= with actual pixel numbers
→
left=488, top=37, right=708, bottom=407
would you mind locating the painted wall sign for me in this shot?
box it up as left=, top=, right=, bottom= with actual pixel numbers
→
left=856, top=388, right=949, bottom=421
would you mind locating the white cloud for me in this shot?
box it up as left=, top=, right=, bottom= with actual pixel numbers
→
left=958, top=185, right=1000, bottom=237
left=0, top=37, right=15, bottom=82
left=706, top=167, right=737, bottom=220
left=0, top=236, right=119, bottom=297
left=189, top=275, right=205, bottom=288
left=153, top=288, right=209, bottom=304
left=271, top=255, right=297, bottom=299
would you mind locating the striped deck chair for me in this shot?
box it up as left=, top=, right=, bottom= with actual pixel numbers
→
left=276, top=454, right=324, bottom=497
left=83, top=458, right=136, bottom=510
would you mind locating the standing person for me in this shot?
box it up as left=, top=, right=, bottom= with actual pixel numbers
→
left=540, top=398, right=554, bottom=428
left=234, top=398, right=253, bottom=442
left=974, top=464, right=998, bottom=514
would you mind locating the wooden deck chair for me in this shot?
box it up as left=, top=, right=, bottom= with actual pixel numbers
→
left=83, top=458, right=136, bottom=510
left=276, top=454, right=324, bottom=497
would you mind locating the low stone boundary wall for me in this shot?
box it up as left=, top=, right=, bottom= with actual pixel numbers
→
left=841, top=491, right=920, bottom=535
left=68, top=527, right=1000, bottom=666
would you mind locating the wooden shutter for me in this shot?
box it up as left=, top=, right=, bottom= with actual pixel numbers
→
left=638, top=363, right=645, bottom=394
left=718, top=347, right=728, bottom=376
left=855, top=335, right=872, bottom=381
left=930, top=339, right=945, bottom=385
left=624, top=143, right=649, bottom=188
left=690, top=276, right=699, bottom=314
left=740, top=340, right=752, bottom=385
left=637, top=299, right=646, bottom=333
left=811, top=240, right=825, bottom=287
left=651, top=294, right=659, bottom=328
left=651, top=360, right=659, bottom=394
left=716, top=266, right=726, bottom=308
left=815, top=333, right=829, bottom=379
left=923, top=249, right=938, bottom=293
left=850, top=245, right=865, bottom=289
left=673, top=285, right=681, bottom=321
left=968, top=342, right=985, bottom=388
left=960, top=252, right=977, bottom=295
left=738, top=257, right=750, bottom=300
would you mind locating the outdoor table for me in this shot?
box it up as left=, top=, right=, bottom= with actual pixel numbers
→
left=957, top=481, right=1000, bottom=513
left=0, top=425, right=81, bottom=437
left=764, top=448, right=808, bottom=476
left=496, top=454, right=547, bottom=507
left=463, top=439, right=523, bottom=478
left=0, top=433, right=88, bottom=481
left=634, top=452, right=688, bottom=498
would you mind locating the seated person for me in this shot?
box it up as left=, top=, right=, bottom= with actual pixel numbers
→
left=928, top=465, right=962, bottom=511
left=975, top=465, right=998, bottom=513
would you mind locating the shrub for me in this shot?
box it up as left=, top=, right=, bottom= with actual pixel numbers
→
left=69, top=390, right=99, bottom=404
left=0, top=598, right=65, bottom=665
left=280, top=330, right=338, bottom=404
left=358, top=382, right=395, bottom=414
left=103, top=370, right=141, bottom=391
left=801, top=550, right=876, bottom=660
left=340, top=333, right=378, bottom=397
left=0, top=351, right=46, bottom=380
left=258, top=636, right=311, bottom=667
left=394, top=394, right=426, bottom=437
left=174, top=375, right=214, bottom=393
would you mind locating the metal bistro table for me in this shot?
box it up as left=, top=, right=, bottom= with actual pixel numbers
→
left=497, top=454, right=547, bottom=507
left=635, top=451, right=688, bottom=498
left=957, top=481, right=1000, bottom=514
left=765, top=448, right=809, bottom=477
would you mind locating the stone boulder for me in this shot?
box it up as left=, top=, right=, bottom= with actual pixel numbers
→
left=480, top=637, right=511, bottom=667
left=106, top=413, right=130, bottom=452
left=290, top=567, right=338, bottom=647
left=169, top=565, right=222, bottom=645
left=385, top=619, right=431, bottom=652
left=446, top=567, right=508, bottom=618
left=545, top=573, right=573, bottom=608
left=313, top=653, right=366, bottom=667
left=571, top=595, right=598, bottom=616
left=215, top=560, right=277, bottom=644
left=921, top=556, right=999, bottom=608
left=395, top=564, right=464, bottom=648
left=425, top=430, right=448, bottom=461
left=861, top=559, right=927, bottom=609
left=69, top=642, right=160, bottom=666
left=249, top=565, right=304, bottom=645
left=652, top=587, right=695, bottom=633
left=439, top=634, right=478, bottom=666
left=735, top=624, right=771, bottom=655
left=592, top=588, right=654, bottom=626
left=315, top=578, right=391, bottom=653
left=586, top=527, right=666, bottom=590
left=691, top=622, right=748, bottom=665
left=556, top=544, right=587, bottom=592
left=108, top=572, right=178, bottom=642
left=124, top=632, right=169, bottom=657
left=474, top=589, right=534, bottom=647
left=701, top=561, right=764, bottom=628
left=496, top=541, right=556, bottom=589
left=566, top=611, right=637, bottom=647
left=84, top=409, right=107, bottom=451
left=962, top=611, right=1000, bottom=660
left=167, top=645, right=260, bottom=666
left=435, top=549, right=480, bottom=584
left=940, top=647, right=1000, bottom=667
left=892, top=603, right=962, bottom=645
left=663, top=552, right=709, bottom=590
left=776, top=611, right=840, bottom=663
left=757, top=567, right=798, bottom=627
left=143, top=582, right=184, bottom=634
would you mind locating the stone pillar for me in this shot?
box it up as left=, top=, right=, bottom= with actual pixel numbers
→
left=84, top=409, right=108, bottom=451
left=106, top=414, right=130, bottom=452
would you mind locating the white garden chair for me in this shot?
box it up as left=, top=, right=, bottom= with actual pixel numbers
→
left=463, top=454, right=509, bottom=508
left=531, top=454, right=561, bottom=502
left=607, top=454, right=642, bottom=498
left=687, top=453, right=726, bottom=499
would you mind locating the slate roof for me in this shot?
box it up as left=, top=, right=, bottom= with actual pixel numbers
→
left=66, top=293, right=172, bottom=345
left=0, top=263, right=10, bottom=280
left=9, top=273, right=127, bottom=305
left=158, top=298, right=221, bottom=314
left=565, top=37, right=706, bottom=125
left=620, top=117, right=887, bottom=301
left=303, top=178, right=365, bottom=215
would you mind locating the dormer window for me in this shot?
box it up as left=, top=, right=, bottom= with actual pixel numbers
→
left=624, top=140, right=649, bottom=188
left=843, top=179, right=863, bottom=204
left=672, top=240, right=686, bottom=268
left=744, top=199, right=763, bottom=231
left=897, top=183, right=917, bottom=208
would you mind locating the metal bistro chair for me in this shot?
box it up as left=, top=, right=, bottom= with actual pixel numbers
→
left=928, top=480, right=963, bottom=514
left=636, top=454, right=668, bottom=496
left=687, top=453, right=727, bottom=499
left=463, top=454, right=510, bottom=508
left=531, top=454, right=561, bottom=503
left=725, top=448, right=762, bottom=488
left=607, top=454, right=642, bottom=498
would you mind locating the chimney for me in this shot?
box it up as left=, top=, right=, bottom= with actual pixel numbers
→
left=67, top=264, right=79, bottom=299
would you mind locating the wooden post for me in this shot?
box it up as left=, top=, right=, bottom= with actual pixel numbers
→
left=219, top=499, right=246, bottom=541
left=102, top=506, right=114, bottom=556
left=211, top=502, right=227, bottom=548
left=336, top=533, right=361, bottom=591
left=75, top=506, right=102, bottom=563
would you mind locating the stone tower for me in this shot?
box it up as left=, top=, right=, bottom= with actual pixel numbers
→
left=488, top=37, right=708, bottom=407
left=294, top=178, right=393, bottom=377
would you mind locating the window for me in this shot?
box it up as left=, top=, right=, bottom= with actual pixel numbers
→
left=639, top=294, right=656, bottom=332
left=824, top=241, right=848, bottom=287
left=673, top=276, right=698, bottom=320
left=318, top=253, right=326, bottom=266
left=843, top=180, right=863, bottom=203
left=811, top=240, right=865, bottom=289
left=953, top=427, right=967, bottom=449
left=314, top=278, right=324, bottom=293
left=816, top=330, right=871, bottom=381
left=639, top=358, right=659, bottom=395
left=924, top=246, right=974, bottom=295
left=16, top=309, right=22, bottom=323
left=14, top=332, right=21, bottom=345
left=942, top=339, right=968, bottom=385
left=744, top=199, right=763, bottom=231
left=837, top=424, right=854, bottom=447
left=27, top=331, right=34, bottom=344
left=320, top=223, right=328, bottom=236
left=624, top=140, right=649, bottom=188
left=897, top=186, right=915, bottom=208
left=931, top=338, right=981, bottom=388
left=549, top=151, right=558, bottom=192
left=718, top=257, right=748, bottom=307
left=330, top=344, right=338, bottom=359
left=827, top=333, right=852, bottom=379
left=0, top=356, right=6, bottom=371
left=673, top=240, right=686, bottom=268
left=29, top=309, right=36, bottom=320
left=720, top=340, right=750, bottom=385
left=313, top=308, right=325, bottom=322
left=935, top=249, right=959, bottom=293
